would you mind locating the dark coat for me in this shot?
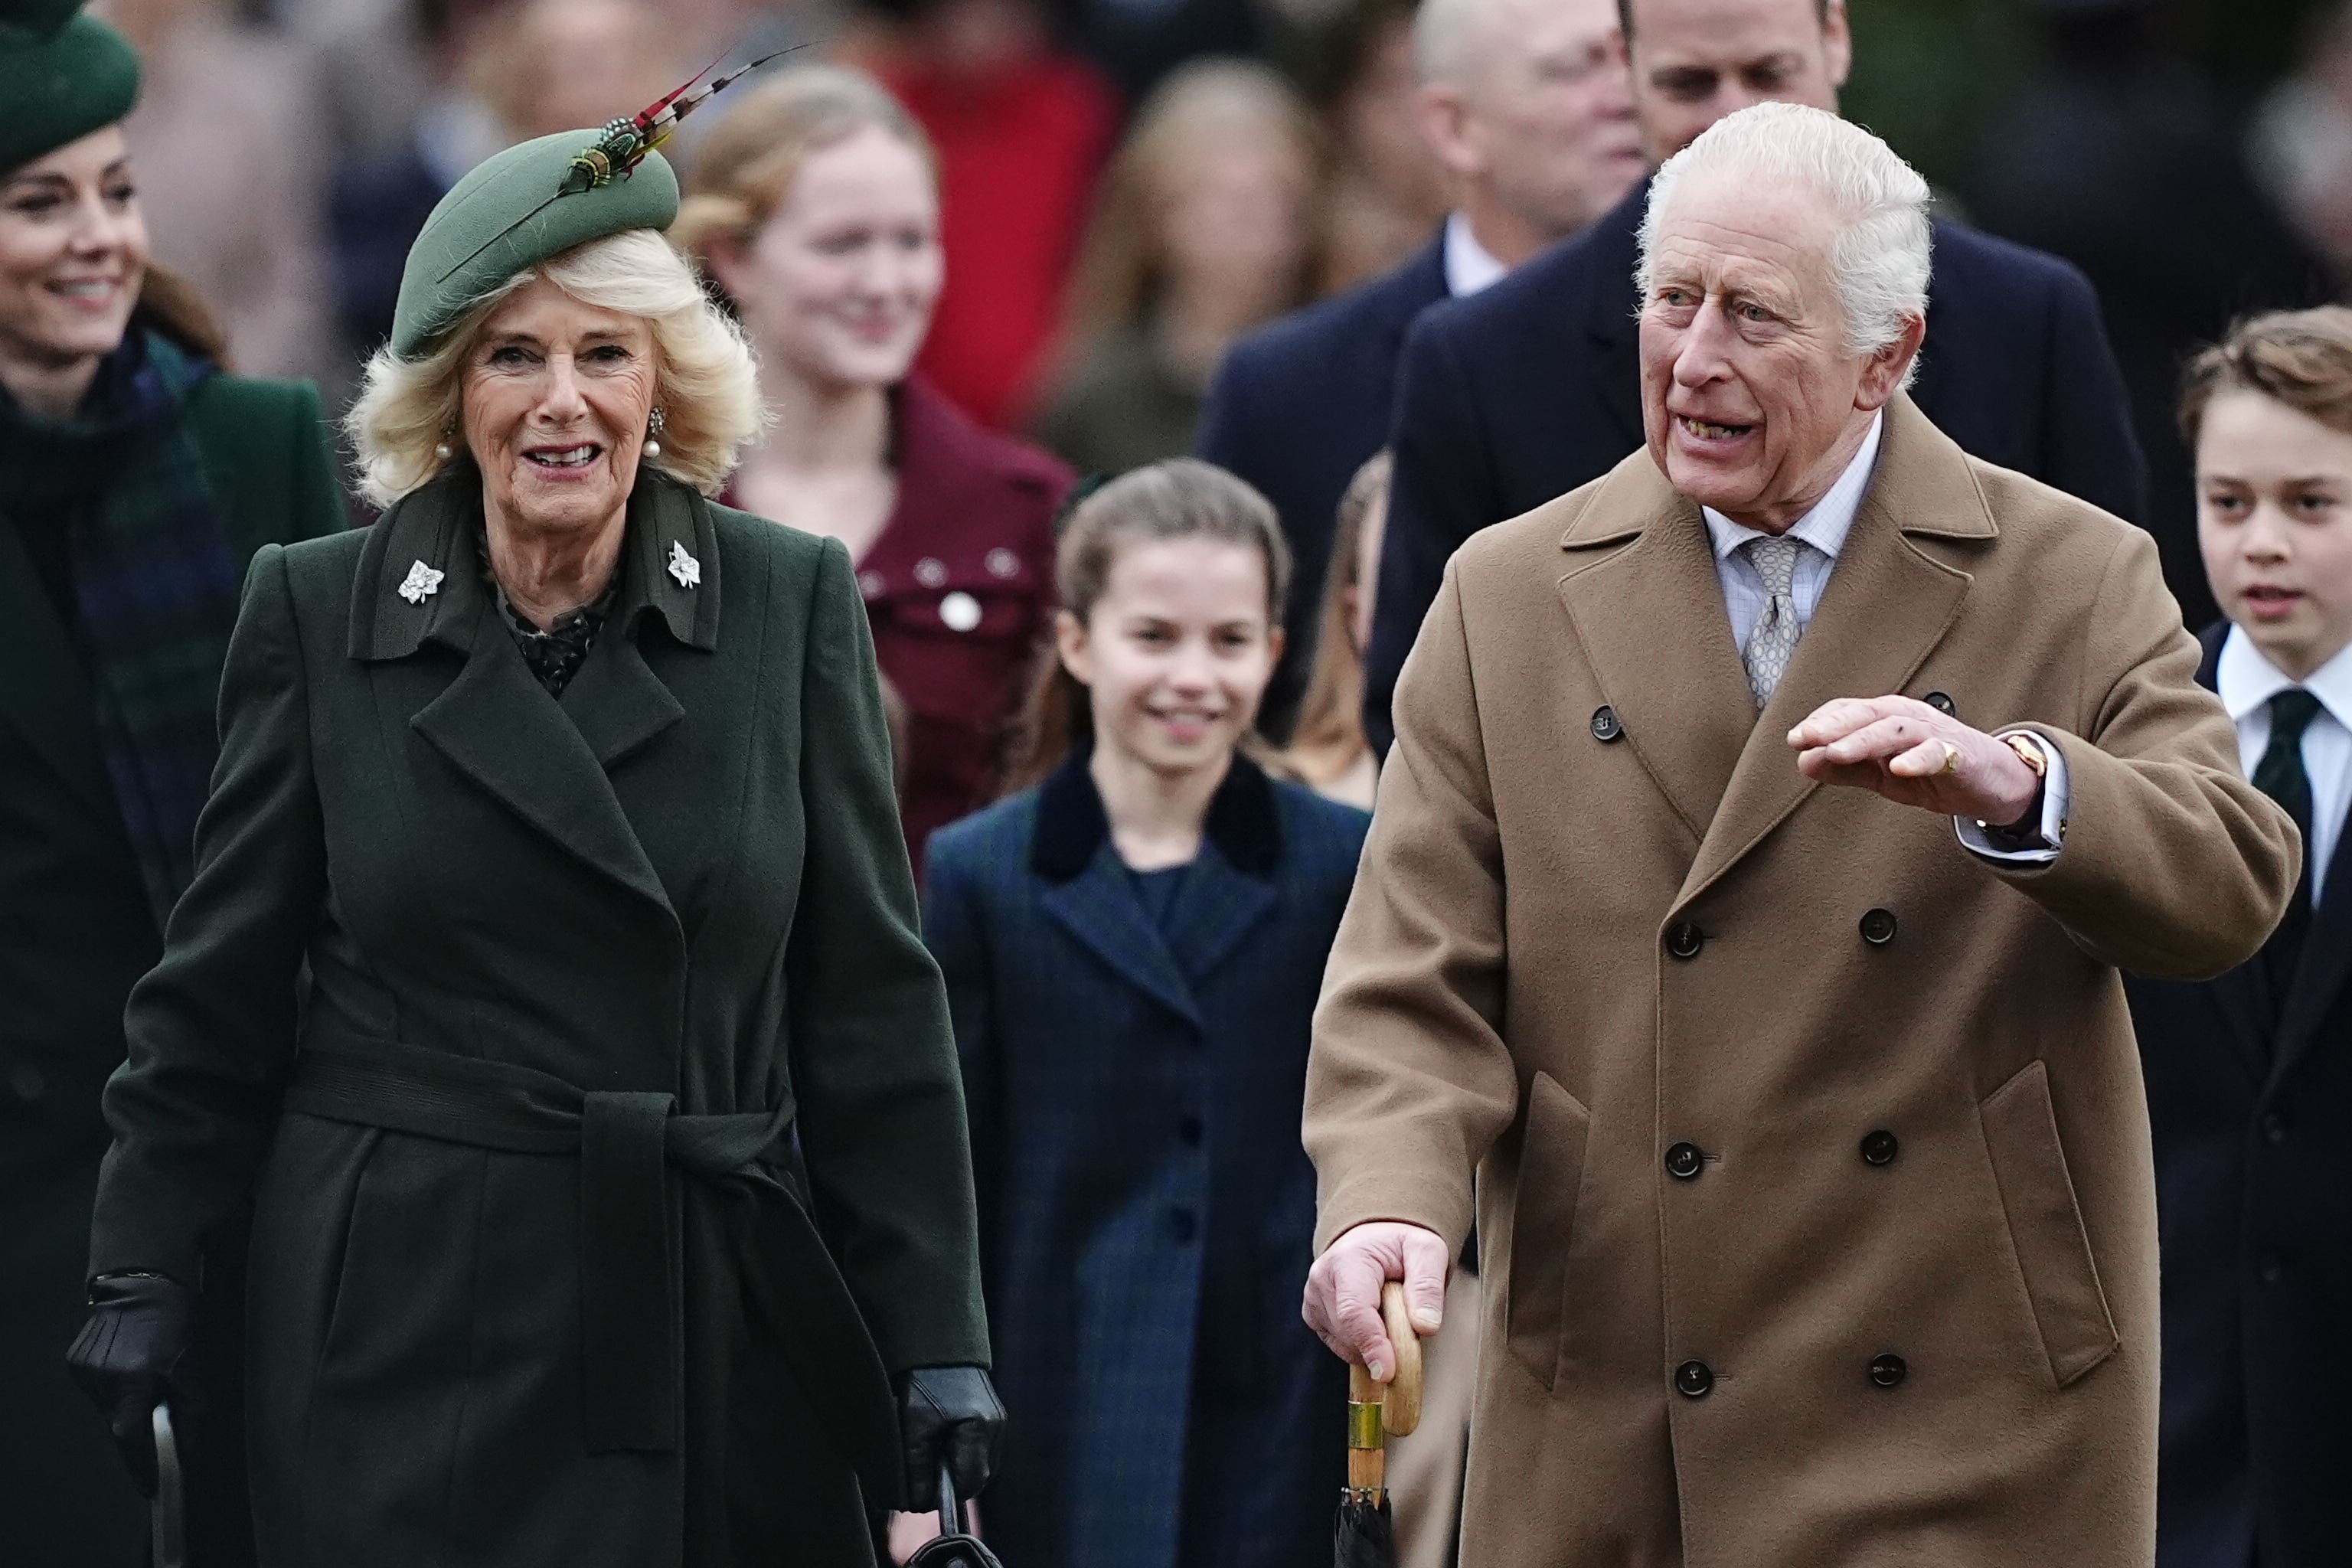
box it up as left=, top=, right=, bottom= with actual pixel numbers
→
left=1366, top=177, right=2150, bottom=751
left=0, top=374, right=344, bottom=1567
left=923, top=754, right=1368, bottom=1568
left=2127, top=624, right=2352, bottom=1568
left=86, top=471, right=989, bottom=1568
left=1195, top=235, right=1447, bottom=741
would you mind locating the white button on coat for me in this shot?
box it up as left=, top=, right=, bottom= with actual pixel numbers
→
left=939, top=591, right=982, bottom=632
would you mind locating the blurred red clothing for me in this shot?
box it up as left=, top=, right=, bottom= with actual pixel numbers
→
left=877, top=52, right=1120, bottom=430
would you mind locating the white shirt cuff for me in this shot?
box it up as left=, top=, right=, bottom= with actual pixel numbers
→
left=1954, top=731, right=2069, bottom=864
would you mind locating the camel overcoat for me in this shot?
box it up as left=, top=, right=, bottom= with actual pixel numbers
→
left=1302, top=395, right=2299, bottom=1568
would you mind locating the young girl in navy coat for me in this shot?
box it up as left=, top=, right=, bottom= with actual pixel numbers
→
left=921, top=459, right=1370, bottom=1568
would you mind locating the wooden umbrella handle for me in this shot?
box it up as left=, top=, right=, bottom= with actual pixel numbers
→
left=1346, top=1279, right=1430, bottom=1493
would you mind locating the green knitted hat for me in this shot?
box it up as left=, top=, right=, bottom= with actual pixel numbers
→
left=0, top=12, right=141, bottom=175
left=388, top=129, right=681, bottom=358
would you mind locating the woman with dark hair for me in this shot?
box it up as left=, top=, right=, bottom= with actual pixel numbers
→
left=0, top=8, right=346, bottom=1560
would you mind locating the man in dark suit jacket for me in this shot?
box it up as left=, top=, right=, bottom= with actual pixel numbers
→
left=1199, top=0, right=1645, bottom=738
left=1365, top=0, right=2147, bottom=750
left=2125, top=318, right=2352, bottom=1567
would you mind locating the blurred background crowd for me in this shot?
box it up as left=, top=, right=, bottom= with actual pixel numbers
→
left=90, top=0, right=2352, bottom=495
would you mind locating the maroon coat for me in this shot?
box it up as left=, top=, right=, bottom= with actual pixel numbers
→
left=861, top=379, right=1070, bottom=869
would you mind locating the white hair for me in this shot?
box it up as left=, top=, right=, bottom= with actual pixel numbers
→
left=1413, top=0, right=1503, bottom=85
left=1636, top=103, right=1932, bottom=380
left=345, top=230, right=764, bottom=509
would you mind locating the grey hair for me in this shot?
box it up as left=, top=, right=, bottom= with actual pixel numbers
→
left=345, top=230, right=764, bottom=508
left=1413, top=0, right=1499, bottom=85
left=1636, top=102, right=1931, bottom=381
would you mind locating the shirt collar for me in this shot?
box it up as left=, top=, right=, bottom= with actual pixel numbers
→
left=2217, top=623, right=2352, bottom=730
left=1701, top=411, right=1885, bottom=565
left=1442, top=211, right=1510, bottom=299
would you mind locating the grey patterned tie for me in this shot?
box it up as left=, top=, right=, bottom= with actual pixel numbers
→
left=1743, top=536, right=1804, bottom=709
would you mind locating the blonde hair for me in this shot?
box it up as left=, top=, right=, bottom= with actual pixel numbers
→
left=2179, top=306, right=2352, bottom=446
left=346, top=229, right=763, bottom=508
left=671, top=64, right=936, bottom=285
left=1284, top=450, right=1387, bottom=786
left=1060, top=59, right=1323, bottom=345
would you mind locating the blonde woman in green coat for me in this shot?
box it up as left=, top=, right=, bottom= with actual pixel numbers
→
left=1, top=10, right=346, bottom=1563
left=67, top=119, right=1001, bottom=1568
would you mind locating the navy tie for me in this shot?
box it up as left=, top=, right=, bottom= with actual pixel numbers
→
left=2252, top=689, right=2322, bottom=1003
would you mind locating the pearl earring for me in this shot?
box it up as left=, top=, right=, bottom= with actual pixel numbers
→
left=434, top=419, right=455, bottom=464
left=642, top=407, right=666, bottom=460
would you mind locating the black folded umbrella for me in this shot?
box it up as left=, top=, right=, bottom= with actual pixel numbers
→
left=1335, top=1282, right=1425, bottom=1568
left=906, top=1465, right=1004, bottom=1568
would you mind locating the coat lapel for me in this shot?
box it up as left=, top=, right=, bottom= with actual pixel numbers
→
left=1160, top=760, right=1284, bottom=985
left=0, top=514, right=118, bottom=821
left=1679, top=399, right=1982, bottom=906
left=353, top=474, right=692, bottom=916
left=1555, top=456, right=1754, bottom=847
left=2269, top=822, right=2352, bottom=1086
left=1577, top=183, right=1651, bottom=457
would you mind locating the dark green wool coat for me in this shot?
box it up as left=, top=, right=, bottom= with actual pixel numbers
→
left=0, top=374, right=343, bottom=1566
left=87, top=469, right=990, bottom=1568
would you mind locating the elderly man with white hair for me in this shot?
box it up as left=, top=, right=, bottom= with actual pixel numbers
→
left=1299, top=102, right=2298, bottom=1568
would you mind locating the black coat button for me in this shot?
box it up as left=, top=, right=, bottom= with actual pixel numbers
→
left=1859, top=1129, right=1900, bottom=1166
left=1665, top=922, right=1704, bottom=960
left=1178, top=1115, right=1204, bottom=1147
left=1674, top=1361, right=1713, bottom=1397
left=1169, top=1210, right=1197, bottom=1243
left=8, top=1063, right=43, bottom=1102
left=2261, top=1112, right=2288, bottom=1145
left=1858, top=908, right=1898, bottom=946
left=1664, top=1142, right=1704, bottom=1180
left=2259, top=1253, right=2284, bottom=1283
left=1868, top=1353, right=1908, bottom=1388
left=1924, top=691, right=1956, bottom=717
left=1591, top=705, right=1625, bottom=743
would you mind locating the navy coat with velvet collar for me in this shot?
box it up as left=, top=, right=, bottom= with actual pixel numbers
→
left=87, top=469, right=988, bottom=1568
left=922, top=753, right=1368, bottom=1568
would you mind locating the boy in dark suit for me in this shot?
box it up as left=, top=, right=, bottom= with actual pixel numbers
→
left=2130, top=305, right=2352, bottom=1568
left=1364, top=0, right=2146, bottom=751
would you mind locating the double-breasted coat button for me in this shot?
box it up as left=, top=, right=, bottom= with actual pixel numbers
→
left=1591, top=705, right=1625, bottom=743
left=8, top=1063, right=43, bottom=1102
left=1664, top=1142, right=1704, bottom=1180
left=1674, top=1361, right=1714, bottom=1398
left=2261, top=1112, right=2288, bottom=1144
left=1868, top=1354, right=1908, bottom=1388
left=1924, top=691, right=1956, bottom=716
left=1169, top=1210, right=1198, bottom=1243
left=1859, top=908, right=1898, bottom=946
left=1859, top=1129, right=1900, bottom=1166
left=1665, top=922, right=1704, bottom=960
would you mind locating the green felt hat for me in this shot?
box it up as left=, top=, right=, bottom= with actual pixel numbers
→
left=389, top=128, right=681, bottom=358
left=0, top=11, right=141, bottom=175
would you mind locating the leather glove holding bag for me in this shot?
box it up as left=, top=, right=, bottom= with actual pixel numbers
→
left=65, top=1272, right=200, bottom=1496
left=896, top=1364, right=1005, bottom=1514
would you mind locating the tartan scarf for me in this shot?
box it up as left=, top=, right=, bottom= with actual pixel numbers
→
left=0, top=332, right=237, bottom=926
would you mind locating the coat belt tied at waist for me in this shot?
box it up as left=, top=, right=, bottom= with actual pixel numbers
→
left=281, top=1034, right=900, bottom=1491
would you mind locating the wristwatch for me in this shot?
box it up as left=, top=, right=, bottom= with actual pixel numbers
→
left=1976, top=730, right=2060, bottom=849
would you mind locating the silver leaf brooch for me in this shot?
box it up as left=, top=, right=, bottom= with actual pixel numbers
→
left=397, top=560, right=445, bottom=605
left=668, top=540, right=701, bottom=590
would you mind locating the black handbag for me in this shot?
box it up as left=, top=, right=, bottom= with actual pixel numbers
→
left=903, top=1465, right=1004, bottom=1568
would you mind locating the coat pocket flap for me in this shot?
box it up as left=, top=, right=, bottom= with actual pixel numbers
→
left=1978, top=1060, right=2119, bottom=1387
left=1505, top=1071, right=1591, bottom=1389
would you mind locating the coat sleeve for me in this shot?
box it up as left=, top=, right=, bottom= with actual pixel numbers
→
left=1305, top=557, right=1522, bottom=1256
left=1987, top=526, right=2298, bottom=979
left=919, top=835, right=1001, bottom=1269
left=786, top=537, right=990, bottom=1373
left=2035, top=261, right=2148, bottom=525
left=90, top=545, right=327, bottom=1283
left=1367, top=310, right=1486, bottom=758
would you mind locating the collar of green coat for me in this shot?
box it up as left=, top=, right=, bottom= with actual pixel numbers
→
left=349, top=467, right=720, bottom=660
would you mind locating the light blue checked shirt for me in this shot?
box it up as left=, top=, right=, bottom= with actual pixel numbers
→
left=1699, top=413, right=2067, bottom=862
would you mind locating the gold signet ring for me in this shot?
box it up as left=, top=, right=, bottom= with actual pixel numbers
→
left=1939, top=741, right=1962, bottom=775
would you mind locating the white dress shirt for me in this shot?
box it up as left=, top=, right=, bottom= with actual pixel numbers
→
left=1442, top=211, right=1509, bottom=299
left=2216, top=626, right=2352, bottom=906
left=1698, top=413, right=2069, bottom=861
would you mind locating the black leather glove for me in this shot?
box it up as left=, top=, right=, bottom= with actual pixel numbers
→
left=896, top=1365, right=1005, bottom=1513
left=64, top=1272, right=199, bottom=1497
